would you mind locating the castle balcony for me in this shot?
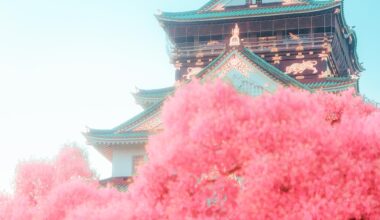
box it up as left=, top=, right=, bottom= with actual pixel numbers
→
left=169, top=32, right=333, bottom=63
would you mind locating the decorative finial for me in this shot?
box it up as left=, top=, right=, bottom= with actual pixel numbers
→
left=229, top=23, right=241, bottom=47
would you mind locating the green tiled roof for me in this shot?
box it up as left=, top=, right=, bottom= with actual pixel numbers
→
left=199, top=0, right=312, bottom=11
left=85, top=47, right=359, bottom=148
left=157, top=0, right=339, bottom=22
left=84, top=131, right=149, bottom=146
left=132, top=87, right=173, bottom=109
left=194, top=51, right=227, bottom=79
left=304, top=77, right=356, bottom=89
left=84, top=92, right=165, bottom=147
left=87, top=131, right=149, bottom=138
left=112, top=101, right=162, bottom=132
left=134, top=87, right=174, bottom=98
left=86, top=100, right=163, bottom=138
left=338, top=0, right=364, bottom=72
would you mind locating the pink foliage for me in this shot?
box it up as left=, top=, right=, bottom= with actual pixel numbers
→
left=0, top=147, right=132, bottom=220
left=128, top=81, right=380, bottom=219
left=54, top=146, right=93, bottom=182
left=1, top=81, right=380, bottom=219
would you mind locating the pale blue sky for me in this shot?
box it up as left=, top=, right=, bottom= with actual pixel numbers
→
left=0, top=0, right=378, bottom=192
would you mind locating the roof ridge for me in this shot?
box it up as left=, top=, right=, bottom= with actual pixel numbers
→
left=199, top=0, right=323, bottom=12
left=305, top=78, right=356, bottom=89
left=86, top=100, right=164, bottom=135
left=192, top=46, right=312, bottom=91
left=158, top=1, right=339, bottom=22
left=195, top=50, right=228, bottom=79
left=134, top=86, right=174, bottom=96
left=112, top=100, right=164, bottom=132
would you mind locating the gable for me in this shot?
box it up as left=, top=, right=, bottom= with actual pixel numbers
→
left=132, top=113, right=163, bottom=132
left=200, top=51, right=284, bottom=96
left=111, top=101, right=164, bottom=134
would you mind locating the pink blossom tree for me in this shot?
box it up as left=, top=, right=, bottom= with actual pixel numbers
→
left=128, top=81, right=380, bottom=219
left=1, top=81, right=380, bottom=219
left=0, top=147, right=132, bottom=220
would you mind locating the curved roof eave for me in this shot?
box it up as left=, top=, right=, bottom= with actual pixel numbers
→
left=198, top=0, right=316, bottom=12
left=336, top=0, right=364, bottom=72
left=156, top=2, right=339, bottom=23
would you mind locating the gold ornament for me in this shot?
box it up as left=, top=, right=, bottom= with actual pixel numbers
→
left=209, top=54, right=250, bottom=79
left=285, top=60, right=318, bottom=75
left=229, top=24, right=241, bottom=47
left=318, top=51, right=329, bottom=61
left=272, top=54, right=282, bottom=64
left=319, top=69, right=333, bottom=78
left=184, top=67, right=202, bottom=80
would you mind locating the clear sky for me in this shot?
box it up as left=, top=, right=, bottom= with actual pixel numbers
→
left=0, top=0, right=378, bottom=192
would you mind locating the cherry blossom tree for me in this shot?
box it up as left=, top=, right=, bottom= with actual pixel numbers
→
left=1, top=81, right=380, bottom=219
left=0, top=147, right=132, bottom=220
left=128, top=81, right=380, bottom=219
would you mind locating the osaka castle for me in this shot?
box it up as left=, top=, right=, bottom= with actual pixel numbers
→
left=84, top=0, right=363, bottom=187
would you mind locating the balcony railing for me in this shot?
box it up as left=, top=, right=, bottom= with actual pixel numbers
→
left=169, top=33, right=333, bottom=62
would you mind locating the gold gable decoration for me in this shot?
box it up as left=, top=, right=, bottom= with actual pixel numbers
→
left=207, top=54, right=250, bottom=80
left=133, top=115, right=163, bottom=132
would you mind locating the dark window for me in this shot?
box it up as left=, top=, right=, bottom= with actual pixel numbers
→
left=175, top=37, right=187, bottom=44
left=274, top=19, right=286, bottom=31
left=312, top=15, right=325, bottom=28
left=299, top=17, right=312, bottom=29
left=210, top=35, right=223, bottom=41
left=261, top=20, right=273, bottom=32
left=199, top=36, right=211, bottom=42
left=175, top=26, right=186, bottom=37
left=286, top=18, right=298, bottom=30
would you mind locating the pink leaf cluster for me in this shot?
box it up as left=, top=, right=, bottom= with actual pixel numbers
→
left=0, top=147, right=132, bottom=220
left=128, top=81, right=380, bottom=219
left=1, top=81, right=380, bottom=219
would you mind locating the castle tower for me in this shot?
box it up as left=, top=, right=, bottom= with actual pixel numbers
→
left=84, top=0, right=362, bottom=188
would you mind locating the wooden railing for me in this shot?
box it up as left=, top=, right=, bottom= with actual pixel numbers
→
left=169, top=33, right=333, bottom=61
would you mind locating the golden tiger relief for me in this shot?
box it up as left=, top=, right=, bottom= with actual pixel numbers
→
left=285, top=60, right=318, bottom=75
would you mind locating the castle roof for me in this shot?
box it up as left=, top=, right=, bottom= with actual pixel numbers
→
left=132, top=87, right=174, bottom=109
left=84, top=44, right=359, bottom=159
left=156, top=0, right=339, bottom=22
left=86, top=0, right=362, bottom=159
